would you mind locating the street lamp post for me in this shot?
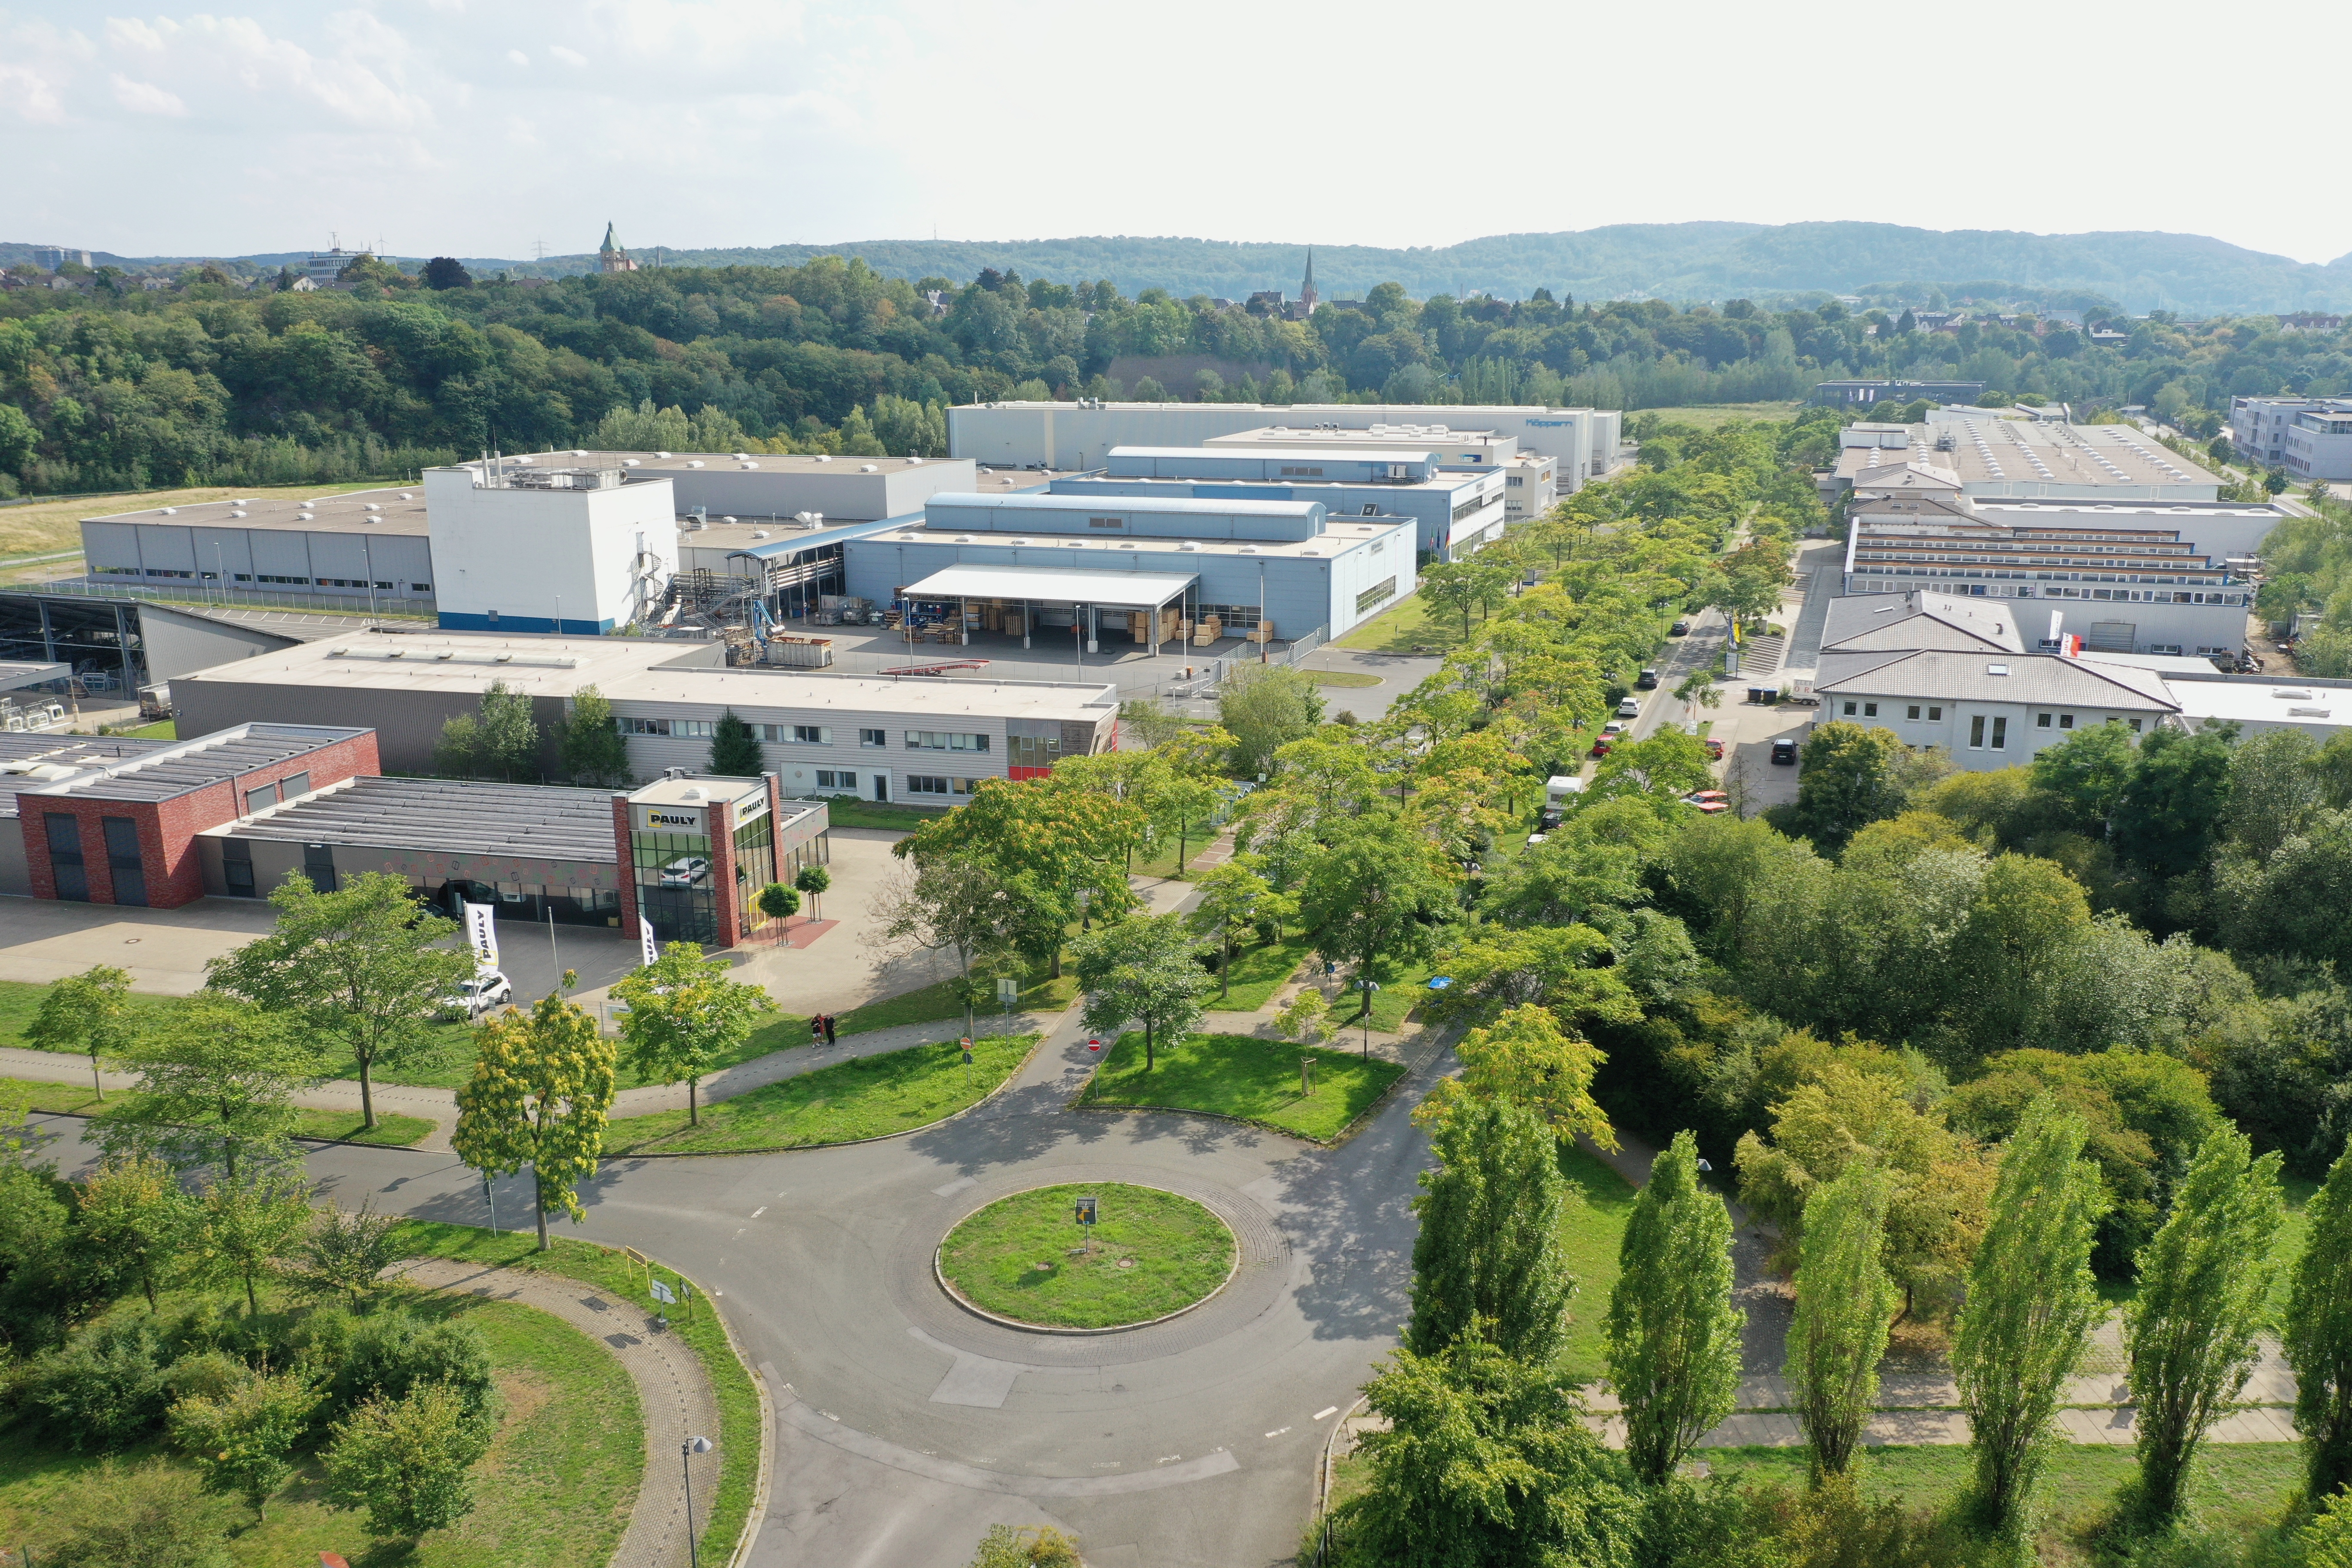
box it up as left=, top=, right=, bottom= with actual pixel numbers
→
left=682, top=1435, right=714, bottom=1568
left=1358, top=979, right=1380, bottom=1058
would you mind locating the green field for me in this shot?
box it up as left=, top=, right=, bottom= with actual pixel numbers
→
left=1632, top=402, right=1804, bottom=431
left=1335, top=589, right=1476, bottom=654
left=601, top=1032, right=1037, bottom=1155
left=938, top=1182, right=1236, bottom=1329
left=1204, top=933, right=1315, bottom=1013
left=0, top=1288, right=643, bottom=1568
left=1553, top=1143, right=1639, bottom=1384
left=392, top=1222, right=762, bottom=1568
left=821, top=797, right=953, bottom=832
left=1078, top=1030, right=1406, bottom=1142
left=1308, top=669, right=1384, bottom=688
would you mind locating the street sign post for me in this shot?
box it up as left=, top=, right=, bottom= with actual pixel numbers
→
left=1074, top=1194, right=1097, bottom=1253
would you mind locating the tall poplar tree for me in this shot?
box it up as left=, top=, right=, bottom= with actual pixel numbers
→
left=1605, top=1130, right=1744, bottom=1485
left=453, top=993, right=617, bottom=1251
left=2287, top=1136, right=2352, bottom=1501
left=1952, top=1095, right=2109, bottom=1536
left=1785, top=1167, right=1895, bottom=1481
left=1407, top=1096, right=1575, bottom=1365
left=2124, top=1126, right=2285, bottom=1523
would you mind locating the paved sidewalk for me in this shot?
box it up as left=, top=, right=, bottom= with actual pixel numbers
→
left=396, top=1257, right=726, bottom=1568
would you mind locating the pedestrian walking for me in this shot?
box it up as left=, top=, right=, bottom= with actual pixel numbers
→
left=824, top=1013, right=838, bottom=1047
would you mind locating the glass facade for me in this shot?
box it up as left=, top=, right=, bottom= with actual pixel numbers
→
left=732, top=808, right=775, bottom=934
left=632, top=828, right=717, bottom=943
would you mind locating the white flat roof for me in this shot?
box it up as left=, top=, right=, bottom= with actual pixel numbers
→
left=602, top=668, right=1117, bottom=720
left=2168, top=680, right=2352, bottom=728
left=901, top=564, right=1197, bottom=606
left=1106, top=445, right=1439, bottom=466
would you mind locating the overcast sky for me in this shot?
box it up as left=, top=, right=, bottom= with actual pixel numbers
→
left=6, top=0, right=2345, bottom=266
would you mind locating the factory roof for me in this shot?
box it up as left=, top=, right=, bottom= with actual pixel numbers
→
left=866, top=515, right=1406, bottom=560
left=2165, top=678, right=2352, bottom=729
left=928, top=491, right=1323, bottom=521
left=901, top=564, right=1196, bottom=607
left=219, top=775, right=623, bottom=861
left=18, top=723, right=370, bottom=803
left=1835, top=418, right=2220, bottom=491
left=679, top=515, right=910, bottom=559
left=598, top=668, right=1118, bottom=720
left=172, top=632, right=719, bottom=698
left=84, top=487, right=428, bottom=536
left=1106, top=445, right=1440, bottom=466
left=1816, top=651, right=2180, bottom=710
left=1822, top=591, right=2025, bottom=654
left=0, top=662, right=67, bottom=690
left=1210, top=424, right=1509, bottom=447
left=512, top=449, right=957, bottom=478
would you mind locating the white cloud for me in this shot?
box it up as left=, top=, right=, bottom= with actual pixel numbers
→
left=506, top=48, right=530, bottom=65
left=549, top=44, right=587, bottom=66
left=110, top=72, right=186, bottom=114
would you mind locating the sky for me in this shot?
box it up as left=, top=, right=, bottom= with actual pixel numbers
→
left=6, top=0, right=2348, bottom=266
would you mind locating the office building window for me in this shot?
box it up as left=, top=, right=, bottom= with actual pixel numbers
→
left=906, top=731, right=988, bottom=752
left=793, top=725, right=828, bottom=744
left=1843, top=701, right=1857, bottom=716
left=245, top=784, right=277, bottom=815
left=1907, top=705, right=1921, bottom=720
left=105, top=818, right=148, bottom=906
left=1969, top=715, right=1986, bottom=749
left=282, top=772, right=309, bottom=799
left=1991, top=717, right=2008, bottom=750
left=1355, top=577, right=1398, bottom=613
left=620, top=717, right=717, bottom=738
left=2061, top=714, right=2074, bottom=729
left=1008, top=734, right=1061, bottom=770
left=1863, top=702, right=1877, bottom=717
left=45, top=813, right=86, bottom=902
left=906, top=776, right=983, bottom=797
left=814, top=770, right=856, bottom=790
left=2037, top=713, right=2052, bottom=728
left=859, top=728, right=886, bottom=747
left=1929, top=707, right=1942, bottom=721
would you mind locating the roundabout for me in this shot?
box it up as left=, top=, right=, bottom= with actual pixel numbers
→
left=936, top=1183, right=1239, bottom=1332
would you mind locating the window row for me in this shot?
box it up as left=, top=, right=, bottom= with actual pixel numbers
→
left=907, top=776, right=984, bottom=796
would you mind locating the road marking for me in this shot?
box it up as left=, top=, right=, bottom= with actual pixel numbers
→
left=750, top=1206, right=768, bottom=1219
left=1264, top=1427, right=1290, bottom=1439
left=821, top=1410, right=840, bottom=1422
left=1313, top=1406, right=1338, bottom=1421
left=1156, top=1454, right=1181, bottom=1464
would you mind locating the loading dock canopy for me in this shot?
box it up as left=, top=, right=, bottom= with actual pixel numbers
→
left=898, top=564, right=1197, bottom=609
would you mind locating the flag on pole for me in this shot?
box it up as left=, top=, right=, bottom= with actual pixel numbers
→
left=640, top=919, right=658, bottom=968
left=463, top=902, right=499, bottom=974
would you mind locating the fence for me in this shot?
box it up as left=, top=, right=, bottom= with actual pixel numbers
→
left=16, top=574, right=436, bottom=619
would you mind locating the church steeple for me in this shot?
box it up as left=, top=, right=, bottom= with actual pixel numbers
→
left=1298, top=247, right=1317, bottom=310
left=599, top=223, right=637, bottom=273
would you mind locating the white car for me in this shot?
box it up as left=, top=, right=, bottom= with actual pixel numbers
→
left=441, top=971, right=512, bottom=1019
left=660, top=856, right=712, bottom=886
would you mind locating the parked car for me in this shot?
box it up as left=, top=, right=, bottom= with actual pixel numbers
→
left=1681, top=796, right=1730, bottom=814
left=1537, top=806, right=1565, bottom=831
left=1525, top=832, right=1549, bottom=847
left=1704, top=736, right=1725, bottom=760
left=1616, top=697, right=1642, bottom=718
left=1669, top=620, right=1691, bottom=636
left=439, top=971, right=512, bottom=1020
left=1770, top=737, right=1799, bottom=766
left=1635, top=668, right=1660, bottom=690
left=1602, top=720, right=1628, bottom=736
left=1590, top=735, right=1616, bottom=758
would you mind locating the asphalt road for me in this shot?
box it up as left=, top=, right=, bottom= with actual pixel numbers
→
left=28, top=998, right=1442, bottom=1568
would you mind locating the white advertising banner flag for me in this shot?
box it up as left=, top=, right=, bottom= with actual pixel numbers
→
left=640, top=919, right=659, bottom=969
left=464, top=903, right=499, bottom=974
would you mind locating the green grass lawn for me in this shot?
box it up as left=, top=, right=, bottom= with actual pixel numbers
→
left=116, top=719, right=177, bottom=740
left=0, top=978, right=178, bottom=1051
left=2095, top=1170, right=2317, bottom=1314
left=1630, top=402, right=1804, bottom=431
left=821, top=797, right=953, bottom=832
left=2, top=1075, right=435, bottom=1147
left=392, top=1222, right=761, bottom=1568
left=1338, top=959, right=1437, bottom=1033
left=1335, top=589, right=1479, bottom=654
left=1204, top=933, right=1315, bottom=1013
left=601, top=1032, right=1038, bottom=1155
left=0, top=1288, right=643, bottom=1568
left=1078, top=1030, right=1406, bottom=1142
left=1553, top=1143, right=1638, bottom=1385
left=1308, top=670, right=1384, bottom=688
left=1703, top=1442, right=2300, bottom=1553
left=938, top=1182, right=1236, bottom=1329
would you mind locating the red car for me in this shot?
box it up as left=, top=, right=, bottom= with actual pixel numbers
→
left=1590, top=736, right=1615, bottom=758
left=1704, top=736, right=1725, bottom=760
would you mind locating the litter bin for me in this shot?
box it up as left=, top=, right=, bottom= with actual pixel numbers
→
left=1746, top=686, right=1766, bottom=705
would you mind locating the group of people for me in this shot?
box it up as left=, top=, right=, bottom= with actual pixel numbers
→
left=809, top=1011, right=839, bottom=1047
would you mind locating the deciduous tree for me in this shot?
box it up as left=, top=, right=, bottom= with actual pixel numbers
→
left=1072, top=914, right=1204, bottom=1071
left=186, top=1169, right=312, bottom=1317
left=2287, top=1135, right=2352, bottom=1501
left=323, top=1382, right=495, bottom=1540
left=1186, top=859, right=1284, bottom=1001
left=26, top=963, right=131, bottom=1102
left=1418, top=1003, right=1616, bottom=1152
left=73, top=1153, right=188, bottom=1312
left=101, top=994, right=318, bottom=1179
left=558, top=683, right=631, bottom=787
left=1407, top=1096, right=1576, bottom=1365
left=1219, top=665, right=1326, bottom=777
left=1952, top=1096, right=2108, bottom=1535
left=614, top=942, right=774, bottom=1125
left=1606, top=1130, right=1743, bottom=1485
left=1785, top=1167, right=1895, bottom=1480
left=208, top=870, right=475, bottom=1130
left=169, top=1365, right=320, bottom=1520
left=453, top=993, right=617, bottom=1251
left=281, top=1198, right=405, bottom=1314
left=2123, top=1126, right=2285, bottom=1523
left=1296, top=815, right=1456, bottom=1017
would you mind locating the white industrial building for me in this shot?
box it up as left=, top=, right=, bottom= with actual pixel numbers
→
left=1058, top=445, right=1506, bottom=557
left=947, top=401, right=1618, bottom=489
left=82, top=491, right=438, bottom=608
left=168, top=630, right=1121, bottom=800
left=839, top=490, right=1418, bottom=649
left=590, top=449, right=977, bottom=523
left=1832, top=413, right=2223, bottom=502
left=423, top=460, right=678, bottom=634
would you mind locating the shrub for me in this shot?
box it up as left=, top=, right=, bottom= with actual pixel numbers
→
left=26, top=1315, right=177, bottom=1449
left=327, top=1312, right=496, bottom=1423
left=34, top=1458, right=231, bottom=1568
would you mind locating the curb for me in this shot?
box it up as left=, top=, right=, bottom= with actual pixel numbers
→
left=930, top=1181, right=1243, bottom=1337
left=26, top=1106, right=448, bottom=1156
left=599, top=1033, right=1044, bottom=1161
left=1319, top=1392, right=1371, bottom=1520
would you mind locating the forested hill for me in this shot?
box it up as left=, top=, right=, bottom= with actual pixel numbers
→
left=18, top=222, right=2352, bottom=315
